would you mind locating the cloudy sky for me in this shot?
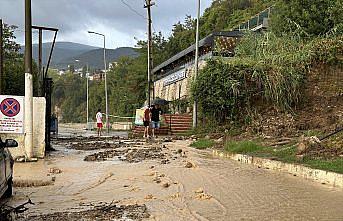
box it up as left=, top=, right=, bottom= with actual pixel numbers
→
left=0, top=0, right=213, bottom=49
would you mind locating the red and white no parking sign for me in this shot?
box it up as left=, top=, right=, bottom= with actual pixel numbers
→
left=0, top=95, right=24, bottom=134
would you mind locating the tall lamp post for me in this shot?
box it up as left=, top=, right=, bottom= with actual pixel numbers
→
left=75, top=60, right=89, bottom=127
left=88, top=31, right=109, bottom=133
left=193, top=0, right=201, bottom=128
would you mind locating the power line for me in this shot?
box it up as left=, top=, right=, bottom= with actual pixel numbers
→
left=120, top=0, right=146, bottom=20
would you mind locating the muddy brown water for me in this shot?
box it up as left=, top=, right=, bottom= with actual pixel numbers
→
left=4, top=133, right=343, bottom=220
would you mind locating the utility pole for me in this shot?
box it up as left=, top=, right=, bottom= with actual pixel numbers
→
left=144, top=0, right=154, bottom=106
left=193, top=0, right=201, bottom=128
left=38, top=28, right=42, bottom=95
left=24, top=0, right=34, bottom=159
left=86, top=63, right=89, bottom=128
left=0, top=19, right=3, bottom=94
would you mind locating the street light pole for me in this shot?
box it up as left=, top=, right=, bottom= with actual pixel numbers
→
left=75, top=59, right=90, bottom=127
left=103, top=35, right=109, bottom=134
left=193, top=0, right=201, bottom=129
left=88, top=31, right=109, bottom=134
left=86, top=63, right=89, bottom=127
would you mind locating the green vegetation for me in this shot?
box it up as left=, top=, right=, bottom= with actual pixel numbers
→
left=190, top=139, right=215, bottom=149
left=223, top=141, right=343, bottom=173
left=191, top=2, right=343, bottom=124
left=225, top=141, right=266, bottom=154
left=270, top=0, right=343, bottom=36
left=302, top=158, right=343, bottom=174
left=1, top=24, right=39, bottom=95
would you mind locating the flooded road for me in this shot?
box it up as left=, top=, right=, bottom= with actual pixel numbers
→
left=3, top=127, right=343, bottom=220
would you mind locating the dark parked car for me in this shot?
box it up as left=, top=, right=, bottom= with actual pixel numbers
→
left=0, top=138, right=18, bottom=198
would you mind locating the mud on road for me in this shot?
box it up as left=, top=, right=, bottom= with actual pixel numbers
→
left=5, top=135, right=343, bottom=221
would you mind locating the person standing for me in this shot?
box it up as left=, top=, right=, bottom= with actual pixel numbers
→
left=143, top=106, right=151, bottom=138
left=150, top=104, right=162, bottom=138
left=96, top=109, right=103, bottom=137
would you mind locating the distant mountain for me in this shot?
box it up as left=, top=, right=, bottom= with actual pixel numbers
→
left=20, top=42, right=139, bottom=70
left=59, top=47, right=139, bottom=70
left=20, top=42, right=100, bottom=67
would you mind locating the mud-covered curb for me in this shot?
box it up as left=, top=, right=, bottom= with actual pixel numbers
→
left=212, top=150, right=343, bottom=188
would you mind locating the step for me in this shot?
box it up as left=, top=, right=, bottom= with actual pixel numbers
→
left=162, top=115, right=192, bottom=119
left=164, top=121, right=192, bottom=124
left=163, top=117, right=193, bottom=121
left=163, top=114, right=192, bottom=117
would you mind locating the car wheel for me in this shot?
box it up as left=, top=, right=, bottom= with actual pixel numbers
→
left=3, top=177, right=13, bottom=198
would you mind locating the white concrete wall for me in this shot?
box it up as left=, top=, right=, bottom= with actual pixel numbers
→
left=1, top=97, right=46, bottom=159
left=111, top=122, right=133, bottom=131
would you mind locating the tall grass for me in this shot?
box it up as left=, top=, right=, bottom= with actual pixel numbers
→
left=191, top=32, right=343, bottom=122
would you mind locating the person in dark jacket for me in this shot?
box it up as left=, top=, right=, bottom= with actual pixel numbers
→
left=150, top=104, right=162, bottom=138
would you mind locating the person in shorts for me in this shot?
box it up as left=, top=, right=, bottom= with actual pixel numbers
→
left=150, top=104, right=162, bottom=138
left=143, top=106, right=151, bottom=138
left=96, top=109, right=103, bottom=137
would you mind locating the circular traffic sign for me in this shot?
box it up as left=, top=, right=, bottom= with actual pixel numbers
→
left=0, top=98, right=21, bottom=117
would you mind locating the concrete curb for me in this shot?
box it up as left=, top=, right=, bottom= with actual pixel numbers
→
left=212, top=150, right=343, bottom=188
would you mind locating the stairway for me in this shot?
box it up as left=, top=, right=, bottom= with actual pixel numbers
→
left=132, top=114, right=193, bottom=136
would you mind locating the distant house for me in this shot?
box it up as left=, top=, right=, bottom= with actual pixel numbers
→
left=109, top=62, right=118, bottom=70
left=92, top=70, right=105, bottom=81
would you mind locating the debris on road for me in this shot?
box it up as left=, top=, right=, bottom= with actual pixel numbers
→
left=17, top=203, right=150, bottom=221
left=185, top=161, right=195, bottom=168
left=195, top=188, right=204, bottom=194
left=13, top=180, right=54, bottom=188
left=195, top=192, right=213, bottom=200
left=84, top=145, right=172, bottom=164
left=48, top=167, right=62, bottom=174
left=162, top=182, right=170, bottom=188
left=144, top=194, right=155, bottom=200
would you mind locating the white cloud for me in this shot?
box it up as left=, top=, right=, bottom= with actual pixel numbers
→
left=1, top=0, right=213, bottom=48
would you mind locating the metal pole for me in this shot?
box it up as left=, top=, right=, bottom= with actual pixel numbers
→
left=86, top=63, right=89, bottom=126
left=103, top=35, right=109, bottom=134
left=44, top=30, right=58, bottom=79
left=38, top=28, right=42, bottom=96
left=87, top=31, right=108, bottom=133
left=0, top=19, right=3, bottom=94
left=193, top=0, right=200, bottom=128
left=24, top=0, right=33, bottom=159
left=145, top=0, right=153, bottom=106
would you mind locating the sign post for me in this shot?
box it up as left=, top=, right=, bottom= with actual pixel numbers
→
left=0, top=96, right=24, bottom=134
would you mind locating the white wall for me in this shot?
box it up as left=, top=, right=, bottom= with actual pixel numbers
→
left=2, top=97, right=46, bottom=159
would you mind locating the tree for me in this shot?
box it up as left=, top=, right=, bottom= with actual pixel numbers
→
left=2, top=23, right=39, bottom=96
left=270, top=0, right=343, bottom=37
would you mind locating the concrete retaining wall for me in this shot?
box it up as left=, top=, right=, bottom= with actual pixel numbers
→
left=2, top=97, right=46, bottom=159
left=212, top=150, right=343, bottom=188
left=154, top=61, right=206, bottom=101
